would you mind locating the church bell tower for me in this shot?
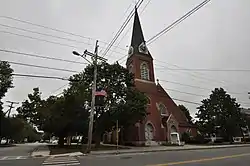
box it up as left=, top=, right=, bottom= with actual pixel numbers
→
left=126, top=7, right=155, bottom=83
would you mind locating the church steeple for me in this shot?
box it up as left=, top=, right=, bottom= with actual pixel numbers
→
left=126, top=6, right=155, bottom=83
left=127, top=7, right=150, bottom=58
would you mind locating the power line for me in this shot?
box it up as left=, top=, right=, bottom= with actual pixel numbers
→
left=44, top=83, right=68, bottom=99
left=0, top=24, right=127, bottom=56
left=172, top=98, right=201, bottom=105
left=161, top=68, right=250, bottom=72
left=116, top=0, right=209, bottom=63
left=147, top=0, right=211, bottom=45
left=0, top=49, right=88, bottom=65
left=0, top=30, right=85, bottom=49
left=11, top=73, right=203, bottom=106
left=0, top=15, right=92, bottom=40
left=165, top=88, right=249, bottom=106
left=111, top=0, right=152, bottom=61
left=0, top=16, right=129, bottom=53
left=11, top=73, right=250, bottom=106
left=12, top=73, right=69, bottom=81
left=7, top=61, right=79, bottom=73
left=165, top=88, right=206, bottom=97
left=99, top=2, right=133, bottom=54
left=155, top=60, right=250, bottom=92
left=0, top=23, right=92, bottom=46
left=102, top=0, right=144, bottom=57
left=160, top=79, right=246, bottom=95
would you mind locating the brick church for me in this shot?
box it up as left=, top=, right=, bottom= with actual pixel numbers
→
left=122, top=7, right=195, bottom=146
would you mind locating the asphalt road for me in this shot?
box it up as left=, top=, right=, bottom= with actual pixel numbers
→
left=78, top=146, right=250, bottom=166
left=1, top=146, right=250, bottom=165
left=0, top=143, right=43, bottom=157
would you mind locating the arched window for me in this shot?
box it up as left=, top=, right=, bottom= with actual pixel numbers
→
left=128, top=64, right=133, bottom=73
left=147, top=96, right=151, bottom=105
left=159, top=103, right=168, bottom=116
left=140, top=62, right=149, bottom=80
left=145, top=122, right=154, bottom=141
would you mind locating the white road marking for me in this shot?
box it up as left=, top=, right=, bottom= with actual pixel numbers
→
left=0, top=156, right=29, bottom=160
left=42, top=156, right=80, bottom=165
left=0, top=157, right=8, bottom=160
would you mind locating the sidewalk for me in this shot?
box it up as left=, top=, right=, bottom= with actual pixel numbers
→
left=90, top=144, right=250, bottom=156
left=31, top=143, right=250, bottom=157
left=31, top=145, right=50, bottom=157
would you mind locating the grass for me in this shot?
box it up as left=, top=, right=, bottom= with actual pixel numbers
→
left=48, top=144, right=130, bottom=155
left=0, top=144, right=16, bottom=148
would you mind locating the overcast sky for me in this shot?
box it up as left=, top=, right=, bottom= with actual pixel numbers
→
left=1, top=0, right=250, bottom=117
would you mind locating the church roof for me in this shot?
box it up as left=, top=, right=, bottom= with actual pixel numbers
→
left=128, top=6, right=152, bottom=58
left=134, top=80, right=191, bottom=127
left=130, top=7, right=145, bottom=52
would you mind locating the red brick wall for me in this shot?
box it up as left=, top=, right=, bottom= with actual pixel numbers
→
left=126, top=53, right=193, bottom=143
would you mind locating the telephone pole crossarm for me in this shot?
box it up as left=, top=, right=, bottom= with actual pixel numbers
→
left=5, top=101, right=19, bottom=117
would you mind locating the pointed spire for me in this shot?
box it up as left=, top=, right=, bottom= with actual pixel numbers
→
left=127, top=6, right=151, bottom=60
left=131, top=6, right=145, bottom=47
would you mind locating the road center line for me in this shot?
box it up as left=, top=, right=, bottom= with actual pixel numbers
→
left=148, top=153, right=250, bottom=166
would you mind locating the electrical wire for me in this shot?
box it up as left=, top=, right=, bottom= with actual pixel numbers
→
left=102, top=0, right=144, bottom=57
left=0, top=23, right=92, bottom=46
left=116, top=0, right=211, bottom=63
left=0, top=15, right=92, bottom=40
left=147, top=0, right=211, bottom=45
left=44, top=83, right=68, bottom=99
left=11, top=73, right=203, bottom=105
left=0, top=30, right=85, bottom=49
left=7, top=61, right=79, bottom=73
left=155, top=60, right=250, bottom=92
left=12, top=73, right=69, bottom=81
left=109, top=0, right=152, bottom=59
left=165, top=88, right=207, bottom=97
left=0, top=49, right=88, bottom=65
left=172, top=98, right=201, bottom=105
left=161, top=67, right=250, bottom=72
left=0, top=16, right=130, bottom=53
left=160, top=79, right=246, bottom=95
left=11, top=73, right=250, bottom=106
left=165, top=88, right=250, bottom=106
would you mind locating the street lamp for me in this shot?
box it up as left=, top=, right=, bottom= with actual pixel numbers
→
left=72, top=51, right=81, bottom=56
left=72, top=51, right=92, bottom=64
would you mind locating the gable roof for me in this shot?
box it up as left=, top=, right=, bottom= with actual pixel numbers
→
left=135, top=80, right=191, bottom=127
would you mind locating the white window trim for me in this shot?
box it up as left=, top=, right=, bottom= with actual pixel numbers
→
left=140, top=62, right=150, bottom=80
left=158, top=103, right=169, bottom=116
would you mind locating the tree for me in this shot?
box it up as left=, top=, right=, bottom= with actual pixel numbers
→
left=0, top=61, right=13, bottom=102
left=16, top=88, right=44, bottom=126
left=0, top=116, right=24, bottom=143
left=178, top=105, right=193, bottom=124
left=17, top=88, right=89, bottom=146
left=69, top=62, right=148, bottom=146
left=40, top=93, right=89, bottom=146
left=0, top=61, right=13, bottom=141
left=196, top=88, right=244, bottom=142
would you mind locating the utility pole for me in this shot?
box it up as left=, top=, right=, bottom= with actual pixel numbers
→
left=73, top=40, right=107, bottom=153
left=5, top=101, right=19, bottom=118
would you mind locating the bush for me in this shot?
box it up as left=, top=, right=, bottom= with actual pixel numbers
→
left=181, top=132, right=191, bottom=143
left=187, top=134, right=210, bottom=144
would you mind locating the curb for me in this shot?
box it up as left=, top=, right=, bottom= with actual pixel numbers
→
left=30, top=144, right=250, bottom=157
left=89, top=144, right=250, bottom=156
